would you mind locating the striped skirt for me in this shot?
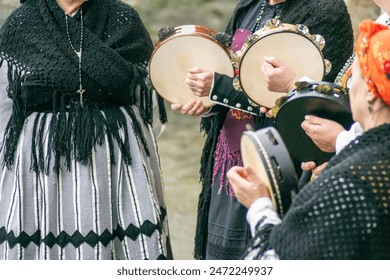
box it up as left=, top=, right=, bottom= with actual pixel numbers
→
left=0, top=105, right=170, bottom=260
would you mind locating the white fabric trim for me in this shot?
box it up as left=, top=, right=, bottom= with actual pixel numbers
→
left=202, top=73, right=217, bottom=117
left=375, top=12, right=389, bottom=25
left=335, top=122, right=363, bottom=154
left=246, top=197, right=281, bottom=237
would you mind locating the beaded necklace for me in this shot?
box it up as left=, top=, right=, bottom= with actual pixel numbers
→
left=251, top=0, right=281, bottom=33
left=65, top=7, right=85, bottom=106
left=251, top=0, right=267, bottom=33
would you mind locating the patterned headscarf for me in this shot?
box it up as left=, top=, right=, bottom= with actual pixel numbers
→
left=356, top=19, right=390, bottom=106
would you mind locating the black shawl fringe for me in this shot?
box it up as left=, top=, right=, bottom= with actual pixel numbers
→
left=194, top=113, right=225, bottom=260
left=157, top=95, right=168, bottom=125
left=27, top=102, right=144, bottom=175
left=138, top=65, right=167, bottom=126
left=2, top=63, right=26, bottom=170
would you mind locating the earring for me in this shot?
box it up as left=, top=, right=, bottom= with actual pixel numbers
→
left=368, top=101, right=373, bottom=113
left=367, top=93, right=375, bottom=114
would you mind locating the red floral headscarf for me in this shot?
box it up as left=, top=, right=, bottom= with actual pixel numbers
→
left=356, top=20, right=390, bottom=106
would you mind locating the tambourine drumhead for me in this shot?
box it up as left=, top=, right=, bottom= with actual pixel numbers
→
left=241, top=127, right=299, bottom=217
left=239, top=30, right=325, bottom=109
left=275, top=83, right=354, bottom=164
left=149, top=25, right=234, bottom=107
left=241, top=135, right=274, bottom=206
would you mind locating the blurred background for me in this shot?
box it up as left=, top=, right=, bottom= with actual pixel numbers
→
left=0, top=0, right=382, bottom=260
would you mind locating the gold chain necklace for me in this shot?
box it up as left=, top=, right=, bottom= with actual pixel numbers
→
left=65, top=7, right=85, bottom=106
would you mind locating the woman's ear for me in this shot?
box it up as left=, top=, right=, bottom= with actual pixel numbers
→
left=367, top=91, right=376, bottom=113
left=367, top=91, right=378, bottom=103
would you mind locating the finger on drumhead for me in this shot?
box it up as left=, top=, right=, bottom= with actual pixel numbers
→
left=260, top=107, right=268, bottom=113
left=302, top=126, right=315, bottom=139
left=188, top=85, right=200, bottom=94
left=187, top=86, right=199, bottom=96
left=185, top=77, right=196, bottom=86
left=301, top=161, right=316, bottom=171
left=226, top=170, right=238, bottom=185
left=186, top=74, right=201, bottom=83
left=304, top=115, right=322, bottom=125
left=301, top=119, right=312, bottom=132
left=190, top=105, right=204, bottom=116
left=262, top=60, right=273, bottom=69
left=264, top=56, right=283, bottom=67
left=186, top=99, right=198, bottom=107
left=244, top=166, right=260, bottom=182
left=308, top=130, right=315, bottom=136
left=261, top=62, right=274, bottom=77
left=228, top=166, right=241, bottom=173
left=188, top=66, right=204, bottom=74
left=196, top=106, right=207, bottom=116
left=230, top=176, right=248, bottom=191
left=231, top=167, right=247, bottom=180
left=227, top=166, right=243, bottom=178
left=187, top=100, right=202, bottom=114
left=180, top=100, right=196, bottom=112
left=171, top=103, right=182, bottom=111
left=265, top=110, right=274, bottom=118
left=313, top=162, right=328, bottom=176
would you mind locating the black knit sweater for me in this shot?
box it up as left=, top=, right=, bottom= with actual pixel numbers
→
left=247, top=124, right=390, bottom=259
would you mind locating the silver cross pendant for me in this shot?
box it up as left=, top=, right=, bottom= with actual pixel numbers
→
left=77, top=84, right=85, bottom=106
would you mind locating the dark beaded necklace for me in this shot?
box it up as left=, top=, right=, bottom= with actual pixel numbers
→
left=251, top=0, right=282, bottom=33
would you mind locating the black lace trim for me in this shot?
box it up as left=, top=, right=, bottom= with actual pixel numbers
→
left=207, top=242, right=246, bottom=260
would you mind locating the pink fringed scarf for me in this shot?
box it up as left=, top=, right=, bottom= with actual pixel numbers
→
left=212, top=127, right=243, bottom=197
left=212, top=109, right=253, bottom=197
left=211, top=28, right=254, bottom=197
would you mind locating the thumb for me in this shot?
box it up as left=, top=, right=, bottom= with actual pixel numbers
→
left=188, top=66, right=204, bottom=74
left=245, top=166, right=261, bottom=184
left=304, top=115, right=322, bottom=125
left=262, top=60, right=275, bottom=76
left=264, top=56, right=284, bottom=68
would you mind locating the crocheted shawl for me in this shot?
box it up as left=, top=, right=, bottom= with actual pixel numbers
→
left=0, top=0, right=167, bottom=173
left=194, top=0, right=354, bottom=259
left=246, top=124, right=390, bottom=259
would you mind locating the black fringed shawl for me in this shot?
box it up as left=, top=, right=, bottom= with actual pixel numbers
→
left=194, top=0, right=354, bottom=259
left=0, top=0, right=167, bottom=173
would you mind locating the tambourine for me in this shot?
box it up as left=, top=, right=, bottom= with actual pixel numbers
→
left=334, top=54, right=355, bottom=90
left=241, top=127, right=299, bottom=217
left=274, top=81, right=354, bottom=165
left=232, top=19, right=332, bottom=109
left=149, top=25, right=234, bottom=107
